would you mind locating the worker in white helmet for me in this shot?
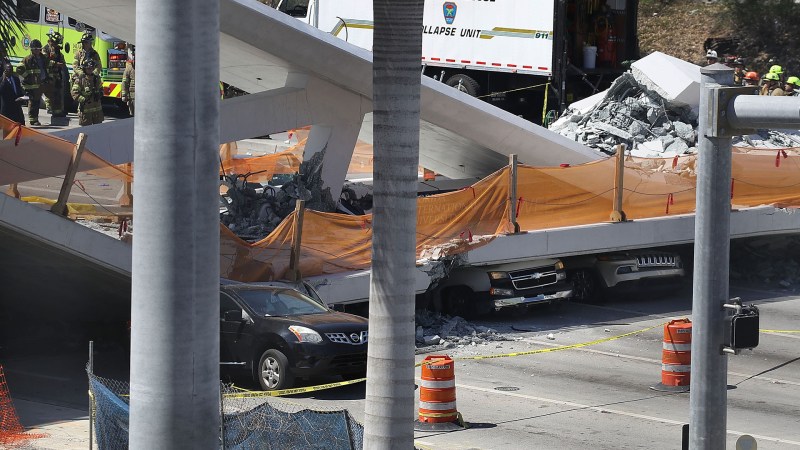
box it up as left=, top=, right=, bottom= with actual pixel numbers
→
left=705, top=49, right=718, bottom=65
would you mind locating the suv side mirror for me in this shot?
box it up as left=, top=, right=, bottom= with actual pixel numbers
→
left=223, top=309, right=243, bottom=322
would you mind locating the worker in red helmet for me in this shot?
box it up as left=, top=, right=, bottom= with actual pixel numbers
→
left=743, top=71, right=759, bottom=94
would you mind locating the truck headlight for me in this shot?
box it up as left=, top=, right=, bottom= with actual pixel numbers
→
left=555, top=260, right=565, bottom=270
left=489, top=288, right=515, bottom=297
left=288, top=325, right=323, bottom=344
left=488, top=271, right=509, bottom=280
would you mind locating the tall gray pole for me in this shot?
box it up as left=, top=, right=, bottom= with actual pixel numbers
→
left=130, top=0, right=220, bottom=448
left=690, top=64, right=733, bottom=449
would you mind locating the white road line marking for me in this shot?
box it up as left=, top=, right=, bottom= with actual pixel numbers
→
left=453, top=382, right=800, bottom=446
left=523, top=339, right=800, bottom=388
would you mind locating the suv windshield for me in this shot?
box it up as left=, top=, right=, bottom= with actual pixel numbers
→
left=233, top=288, right=327, bottom=316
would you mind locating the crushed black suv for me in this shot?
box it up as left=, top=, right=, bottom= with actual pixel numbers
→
left=219, top=283, right=368, bottom=391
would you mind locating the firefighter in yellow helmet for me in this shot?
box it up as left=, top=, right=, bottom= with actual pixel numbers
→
left=760, top=72, right=783, bottom=96
left=71, top=59, right=104, bottom=125
left=785, top=76, right=800, bottom=97
left=768, top=64, right=784, bottom=84
left=73, top=32, right=101, bottom=79
left=16, top=39, right=52, bottom=126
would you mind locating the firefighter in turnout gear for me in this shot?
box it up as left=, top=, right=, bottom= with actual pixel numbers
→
left=72, top=32, right=102, bottom=79
left=121, top=45, right=135, bottom=116
left=43, top=31, right=67, bottom=117
left=71, top=59, right=104, bottom=125
left=16, top=39, right=53, bottom=126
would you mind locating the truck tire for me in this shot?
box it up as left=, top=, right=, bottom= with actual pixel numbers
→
left=570, top=269, right=602, bottom=304
left=444, top=286, right=477, bottom=318
left=445, top=74, right=480, bottom=97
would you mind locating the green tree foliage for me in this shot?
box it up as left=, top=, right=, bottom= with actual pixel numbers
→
left=0, top=0, right=24, bottom=54
left=722, top=0, right=800, bottom=76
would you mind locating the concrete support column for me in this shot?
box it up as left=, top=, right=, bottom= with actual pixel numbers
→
left=130, top=0, right=220, bottom=448
left=303, top=122, right=362, bottom=202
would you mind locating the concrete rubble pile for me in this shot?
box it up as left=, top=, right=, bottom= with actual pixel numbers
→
left=220, top=150, right=337, bottom=242
left=551, top=51, right=800, bottom=157
left=730, top=234, right=800, bottom=289
left=734, top=130, right=800, bottom=149
left=549, top=72, right=699, bottom=157
left=414, top=309, right=508, bottom=351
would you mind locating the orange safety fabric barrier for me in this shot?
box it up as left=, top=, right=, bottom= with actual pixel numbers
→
left=223, top=148, right=800, bottom=282
left=219, top=141, right=303, bottom=183
left=0, top=116, right=132, bottom=185
left=0, top=364, right=46, bottom=446
left=220, top=170, right=509, bottom=281
left=3, top=114, right=800, bottom=283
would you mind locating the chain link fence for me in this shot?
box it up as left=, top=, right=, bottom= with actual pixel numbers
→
left=87, top=367, right=363, bottom=449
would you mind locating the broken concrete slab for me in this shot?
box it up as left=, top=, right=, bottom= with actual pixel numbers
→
left=631, top=51, right=701, bottom=113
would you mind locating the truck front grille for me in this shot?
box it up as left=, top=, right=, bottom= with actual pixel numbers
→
left=508, top=266, right=558, bottom=290
left=636, top=254, right=678, bottom=268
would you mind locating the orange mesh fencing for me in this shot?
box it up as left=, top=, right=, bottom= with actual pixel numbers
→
left=0, top=116, right=131, bottom=186
left=221, top=147, right=800, bottom=282
left=219, top=141, right=303, bottom=183
left=3, top=113, right=800, bottom=283
left=0, top=364, right=46, bottom=446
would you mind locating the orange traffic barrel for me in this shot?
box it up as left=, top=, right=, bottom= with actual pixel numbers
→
left=651, top=319, right=692, bottom=392
left=414, top=355, right=464, bottom=432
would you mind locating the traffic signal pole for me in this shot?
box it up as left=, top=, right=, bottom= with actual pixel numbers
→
left=690, top=64, right=733, bottom=450
left=691, top=65, right=800, bottom=448
left=130, top=0, right=221, bottom=448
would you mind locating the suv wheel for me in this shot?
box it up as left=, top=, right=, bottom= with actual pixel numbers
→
left=571, top=269, right=600, bottom=303
left=256, top=349, right=294, bottom=391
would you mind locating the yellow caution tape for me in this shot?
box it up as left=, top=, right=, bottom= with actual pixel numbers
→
left=222, top=377, right=365, bottom=398
left=416, top=322, right=665, bottom=366
left=477, top=82, right=549, bottom=99
left=20, top=196, right=97, bottom=214
left=760, top=329, right=800, bottom=333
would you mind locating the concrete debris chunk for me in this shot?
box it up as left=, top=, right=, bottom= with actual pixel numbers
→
left=414, top=310, right=507, bottom=352
left=552, top=53, right=800, bottom=158
left=423, top=335, right=442, bottom=345
left=549, top=71, right=699, bottom=157
left=733, top=130, right=800, bottom=149
left=219, top=146, right=370, bottom=242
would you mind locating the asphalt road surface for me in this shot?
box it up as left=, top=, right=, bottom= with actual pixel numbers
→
left=2, top=281, right=798, bottom=449
left=283, top=283, right=800, bottom=449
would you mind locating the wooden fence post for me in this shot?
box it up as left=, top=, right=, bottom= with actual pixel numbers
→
left=286, top=199, right=306, bottom=281
left=508, top=154, right=520, bottom=233
left=6, top=183, right=20, bottom=198
left=610, top=143, right=627, bottom=222
left=51, top=133, right=88, bottom=217
left=117, top=163, right=133, bottom=207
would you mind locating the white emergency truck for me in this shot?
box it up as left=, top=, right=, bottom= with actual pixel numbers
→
left=277, top=0, right=640, bottom=123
